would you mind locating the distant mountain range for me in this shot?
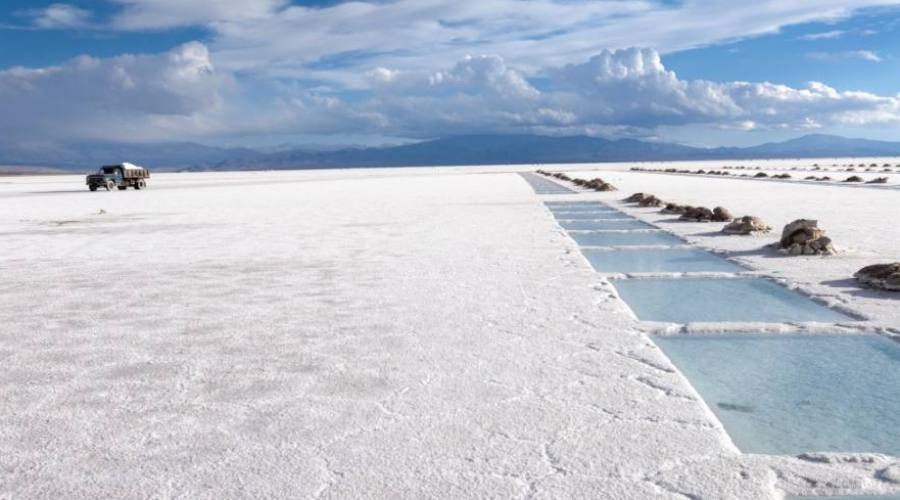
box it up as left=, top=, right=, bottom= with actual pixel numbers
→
left=4, top=134, right=900, bottom=172
left=0, top=141, right=259, bottom=171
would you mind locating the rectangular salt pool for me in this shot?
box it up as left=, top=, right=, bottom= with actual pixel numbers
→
left=583, top=249, right=745, bottom=273
left=655, top=334, right=900, bottom=455
left=548, top=207, right=620, bottom=215
left=552, top=211, right=635, bottom=220
left=519, top=173, right=575, bottom=194
left=570, top=231, right=684, bottom=247
left=549, top=205, right=619, bottom=212
left=547, top=204, right=617, bottom=212
left=545, top=201, right=610, bottom=208
left=613, top=278, right=852, bottom=323
left=560, top=220, right=653, bottom=231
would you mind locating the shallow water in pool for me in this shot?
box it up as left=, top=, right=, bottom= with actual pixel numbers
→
left=560, top=219, right=654, bottom=231
left=583, top=248, right=745, bottom=273
left=613, top=278, right=853, bottom=323
left=569, top=231, right=685, bottom=247
left=552, top=211, right=635, bottom=220
left=656, top=334, right=900, bottom=455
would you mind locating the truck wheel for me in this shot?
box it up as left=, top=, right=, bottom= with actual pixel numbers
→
left=106, top=181, right=116, bottom=191
left=89, top=186, right=98, bottom=191
left=135, top=180, right=146, bottom=190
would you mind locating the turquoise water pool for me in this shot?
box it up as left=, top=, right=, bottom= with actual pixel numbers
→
left=560, top=219, right=654, bottom=231
left=552, top=211, right=635, bottom=220
left=545, top=201, right=610, bottom=208
left=613, top=278, right=853, bottom=323
left=547, top=205, right=619, bottom=214
left=569, top=231, right=685, bottom=247
left=656, top=334, right=900, bottom=455
left=583, top=249, right=745, bottom=273
left=519, top=173, right=576, bottom=194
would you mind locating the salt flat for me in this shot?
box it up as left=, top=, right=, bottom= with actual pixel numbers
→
left=1, top=167, right=898, bottom=499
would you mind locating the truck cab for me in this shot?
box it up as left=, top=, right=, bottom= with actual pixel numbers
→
left=86, top=163, right=150, bottom=191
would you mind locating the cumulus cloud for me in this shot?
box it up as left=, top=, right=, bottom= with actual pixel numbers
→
left=358, top=48, right=900, bottom=137
left=359, top=55, right=553, bottom=136
left=550, top=49, right=742, bottom=127
left=0, top=42, right=227, bottom=142
left=425, top=56, right=540, bottom=99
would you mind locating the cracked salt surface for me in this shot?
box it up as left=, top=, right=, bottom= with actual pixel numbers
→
left=1, top=169, right=762, bottom=499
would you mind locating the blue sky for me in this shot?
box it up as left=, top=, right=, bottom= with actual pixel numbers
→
left=2, top=1, right=900, bottom=148
left=667, top=8, right=900, bottom=94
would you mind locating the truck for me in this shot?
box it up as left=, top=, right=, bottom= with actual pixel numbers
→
left=86, top=163, right=150, bottom=191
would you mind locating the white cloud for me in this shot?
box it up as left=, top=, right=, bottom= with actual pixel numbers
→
left=425, top=55, right=540, bottom=99
left=109, top=0, right=288, bottom=30
left=367, top=67, right=398, bottom=84
left=0, top=42, right=228, bottom=142
left=21, top=3, right=91, bottom=29
left=807, top=50, right=883, bottom=62
left=358, top=54, right=551, bottom=136
left=358, top=48, right=900, bottom=137
left=856, top=50, right=883, bottom=61
left=721, top=120, right=758, bottom=131
left=799, top=30, right=846, bottom=40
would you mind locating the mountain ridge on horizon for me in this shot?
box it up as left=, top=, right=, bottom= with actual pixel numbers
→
left=5, top=133, right=900, bottom=171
